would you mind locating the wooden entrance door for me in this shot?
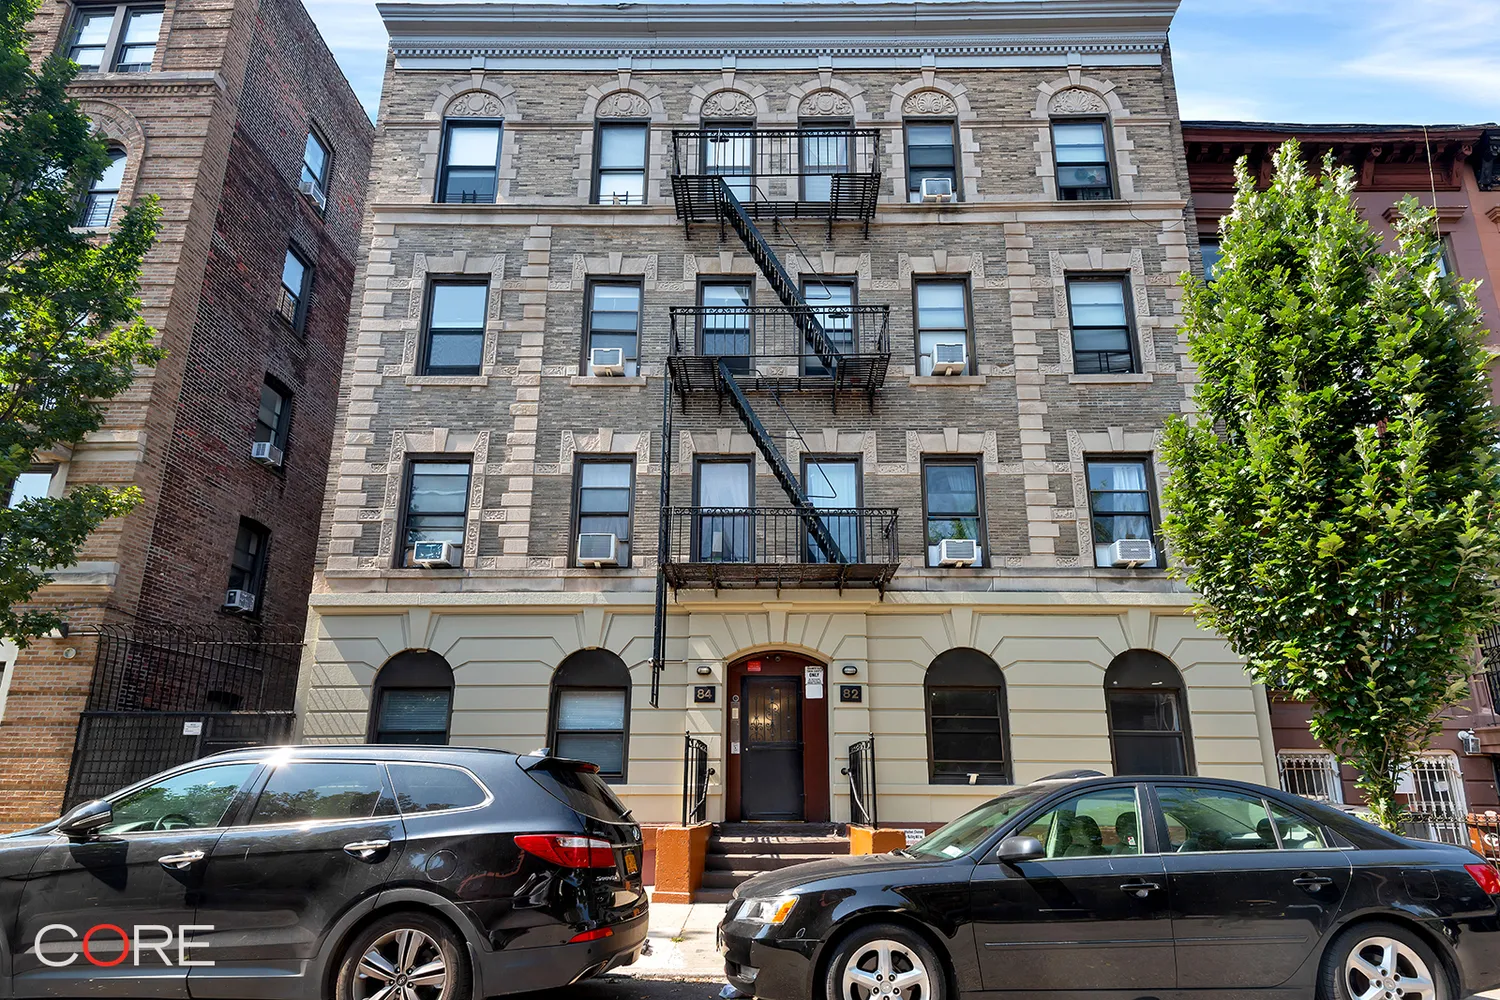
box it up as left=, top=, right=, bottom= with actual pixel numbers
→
left=725, top=653, right=830, bottom=822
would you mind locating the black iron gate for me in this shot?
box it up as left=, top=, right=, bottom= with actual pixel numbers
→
left=63, top=625, right=302, bottom=807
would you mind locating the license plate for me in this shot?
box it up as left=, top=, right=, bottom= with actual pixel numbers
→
left=625, top=852, right=639, bottom=875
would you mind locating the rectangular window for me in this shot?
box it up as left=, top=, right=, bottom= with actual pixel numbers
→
left=5, top=468, right=55, bottom=507
left=802, top=278, right=854, bottom=377
left=421, top=281, right=488, bottom=376
left=1109, top=690, right=1186, bottom=774
left=694, top=459, right=753, bottom=563
left=904, top=121, right=957, bottom=203
left=699, top=280, right=754, bottom=374
left=573, top=459, right=633, bottom=567
left=399, top=460, right=471, bottom=568
left=1199, top=238, right=1221, bottom=281
left=923, top=459, right=984, bottom=567
left=278, top=248, right=312, bottom=332
left=79, top=149, right=126, bottom=228
left=1438, top=234, right=1456, bottom=278
left=227, top=519, right=269, bottom=609
left=702, top=120, right=754, bottom=202
left=593, top=122, right=648, bottom=206
left=928, top=688, right=1007, bottom=783
left=255, top=379, right=291, bottom=451
left=1067, top=276, right=1135, bottom=374
left=915, top=279, right=971, bottom=375
left=803, top=457, right=860, bottom=563
left=800, top=120, right=851, bottom=202
left=438, top=121, right=502, bottom=204
left=584, top=280, right=641, bottom=376
left=375, top=691, right=452, bottom=746
left=1053, top=119, right=1113, bottom=200
left=554, top=689, right=627, bottom=779
left=66, top=4, right=162, bottom=72
left=1086, top=458, right=1159, bottom=568
left=301, top=129, right=331, bottom=208
left=1276, top=751, right=1343, bottom=804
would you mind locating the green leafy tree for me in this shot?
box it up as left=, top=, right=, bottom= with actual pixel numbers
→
left=0, top=0, right=162, bottom=643
left=1161, top=141, right=1500, bottom=830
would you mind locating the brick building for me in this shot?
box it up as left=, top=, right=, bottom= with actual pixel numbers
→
left=0, top=0, right=372, bottom=827
left=1184, top=121, right=1500, bottom=838
left=296, top=0, right=1283, bottom=868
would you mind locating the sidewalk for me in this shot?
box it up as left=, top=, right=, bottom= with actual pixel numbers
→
left=614, top=898, right=727, bottom=981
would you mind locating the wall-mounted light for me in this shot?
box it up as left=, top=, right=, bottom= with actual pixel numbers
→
left=842, top=664, right=858, bottom=676
left=696, top=665, right=712, bottom=676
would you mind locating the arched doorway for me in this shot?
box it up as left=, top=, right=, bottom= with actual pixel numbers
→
left=725, top=651, right=829, bottom=822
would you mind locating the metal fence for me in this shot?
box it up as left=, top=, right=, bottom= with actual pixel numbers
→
left=681, top=734, right=713, bottom=825
left=663, top=506, right=899, bottom=568
left=843, top=735, right=877, bottom=827
left=670, top=127, right=882, bottom=185
left=668, top=305, right=891, bottom=365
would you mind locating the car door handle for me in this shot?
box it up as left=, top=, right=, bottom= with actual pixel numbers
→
left=1119, top=881, right=1161, bottom=897
left=1293, top=874, right=1334, bottom=889
left=344, top=840, right=391, bottom=862
left=157, top=850, right=206, bottom=871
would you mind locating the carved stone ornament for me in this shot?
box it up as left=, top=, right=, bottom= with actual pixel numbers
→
left=448, top=92, right=504, bottom=118
left=702, top=90, right=756, bottom=118
left=799, top=90, right=853, bottom=117
left=596, top=91, right=651, bottom=118
left=902, top=90, right=958, bottom=117
left=1049, top=88, right=1108, bottom=115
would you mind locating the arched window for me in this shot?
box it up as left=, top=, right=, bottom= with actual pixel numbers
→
left=1104, top=650, right=1193, bottom=775
left=369, top=650, right=454, bottom=745
left=925, top=648, right=1010, bottom=784
left=549, top=649, right=631, bottom=781
left=79, top=147, right=126, bottom=227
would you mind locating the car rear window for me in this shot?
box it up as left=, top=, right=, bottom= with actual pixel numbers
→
left=249, top=762, right=388, bottom=824
left=524, top=758, right=633, bottom=823
left=389, top=763, right=488, bottom=814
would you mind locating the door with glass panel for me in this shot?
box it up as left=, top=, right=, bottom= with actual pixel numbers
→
left=801, top=279, right=854, bottom=377
left=703, top=121, right=755, bottom=202
left=699, top=281, right=754, bottom=374
left=800, top=121, right=850, bottom=202
left=694, top=460, right=753, bottom=563
left=803, top=459, right=859, bottom=563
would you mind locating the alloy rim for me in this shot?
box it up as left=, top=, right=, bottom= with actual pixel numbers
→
left=355, top=928, right=448, bottom=1000
left=1345, top=937, right=1437, bottom=1000
left=841, top=939, right=932, bottom=1000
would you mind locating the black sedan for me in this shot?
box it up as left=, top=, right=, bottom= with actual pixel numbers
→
left=719, top=774, right=1500, bottom=1000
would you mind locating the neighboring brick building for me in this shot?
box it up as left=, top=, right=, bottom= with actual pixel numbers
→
left=0, top=0, right=372, bottom=827
left=1184, top=122, right=1500, bottom=837
left=297, top=0, right=1280, bottom=848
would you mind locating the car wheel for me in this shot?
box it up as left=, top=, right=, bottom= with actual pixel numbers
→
left=823, top=923, right=945, bottom=1000
left=336, top=911, right=472, bottom=1000
left=1320, top=922, right=1447, bottom=1000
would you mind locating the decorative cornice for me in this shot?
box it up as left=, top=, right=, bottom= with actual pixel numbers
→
left=390, top=36, right=1168, bottom=62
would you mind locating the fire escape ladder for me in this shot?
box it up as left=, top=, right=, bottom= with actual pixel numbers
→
left=714, top=181, right=841, bottom=381
left=717, top=358, right=845, bottom=565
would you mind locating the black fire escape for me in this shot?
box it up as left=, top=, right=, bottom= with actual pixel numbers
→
left=649, top=127, right=896, bottom=705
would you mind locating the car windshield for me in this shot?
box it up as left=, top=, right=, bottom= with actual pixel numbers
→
left=906, top=786, right=1053, bottom=859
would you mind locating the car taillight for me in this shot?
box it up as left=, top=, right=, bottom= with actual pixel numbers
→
left=515, top=834, right=616, bottom=868
left=1465, top=863, right=1500, bottom=895
left=569, top=928, right=614, bottom=943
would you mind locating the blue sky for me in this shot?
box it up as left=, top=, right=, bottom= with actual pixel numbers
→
left=307, top=0, right=1500, bottom=125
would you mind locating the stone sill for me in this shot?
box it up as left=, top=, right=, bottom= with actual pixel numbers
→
left=1068, top=373, right=1155, bottom=385
left=908, top=375, right=987, bottom=387
left=569, top=375, right=648, bottom=388
left=405, top=376, right=489, bottom=387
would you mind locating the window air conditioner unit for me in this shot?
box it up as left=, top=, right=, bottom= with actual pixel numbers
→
left=250, top=441, right=284, bottom=467
left=577, top=532, right=620, bottom=566
left=937, top=538, right=979, bottom=566
left=590, top=347, right=625, bottom=376
left=920, top=177, right=954, bottom=203
left=931, top=342, right=967, bottom=376
left=1108, top=538, right=1156, bottom=568
left=223, top=589, right=257, bottom=613
left=412, top=541, right=456, bottom=568
left=298, top=179, right=327, bottom=211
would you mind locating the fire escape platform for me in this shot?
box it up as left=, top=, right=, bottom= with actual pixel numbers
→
left=659, top=506, right=899, bottom=592
left=671, top=175, right=881, bottom=225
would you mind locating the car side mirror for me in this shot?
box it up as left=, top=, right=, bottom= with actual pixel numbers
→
left=57, top=799, right=111, bottom=838
left=995, top=835, right=1044, bottom=864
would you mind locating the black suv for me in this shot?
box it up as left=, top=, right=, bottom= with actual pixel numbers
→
left=0, top=745, right=647, bottom=1000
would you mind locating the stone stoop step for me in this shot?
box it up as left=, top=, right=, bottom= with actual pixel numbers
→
left=697, top=823, right=849, bottom=902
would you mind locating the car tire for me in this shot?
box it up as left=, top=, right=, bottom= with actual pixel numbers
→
left=1319, top=921, right=1449, bottom=1000
left=823, top=922, right=946, bottom=1000
left=336, top=911, right=473, bottom=1000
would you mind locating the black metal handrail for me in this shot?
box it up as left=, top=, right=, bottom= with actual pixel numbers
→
left=663, top=506, right=898, bottom=567
left=1480, top=668, right=1500, bottom=715
left=843, top=735, right=876, bottom=827
left=669, top=305, right=891, bottom=362
left=671, top=127, right=882, bottom=182
left=682, top=734, right=714, bottom=825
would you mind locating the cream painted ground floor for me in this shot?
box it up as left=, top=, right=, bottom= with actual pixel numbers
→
left=294, top=589, right=1276, bottom=827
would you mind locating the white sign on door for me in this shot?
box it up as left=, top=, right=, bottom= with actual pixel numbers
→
left=805, top=665, right=825, bottom=699
left=182, top=721, right=203, bottom=736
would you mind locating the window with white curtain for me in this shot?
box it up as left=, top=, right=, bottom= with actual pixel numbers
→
left=1086, top=458, right=1159, bottom=568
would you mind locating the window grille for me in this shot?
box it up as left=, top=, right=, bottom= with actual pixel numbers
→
left=1277, top=751, right=1343, bottom=804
